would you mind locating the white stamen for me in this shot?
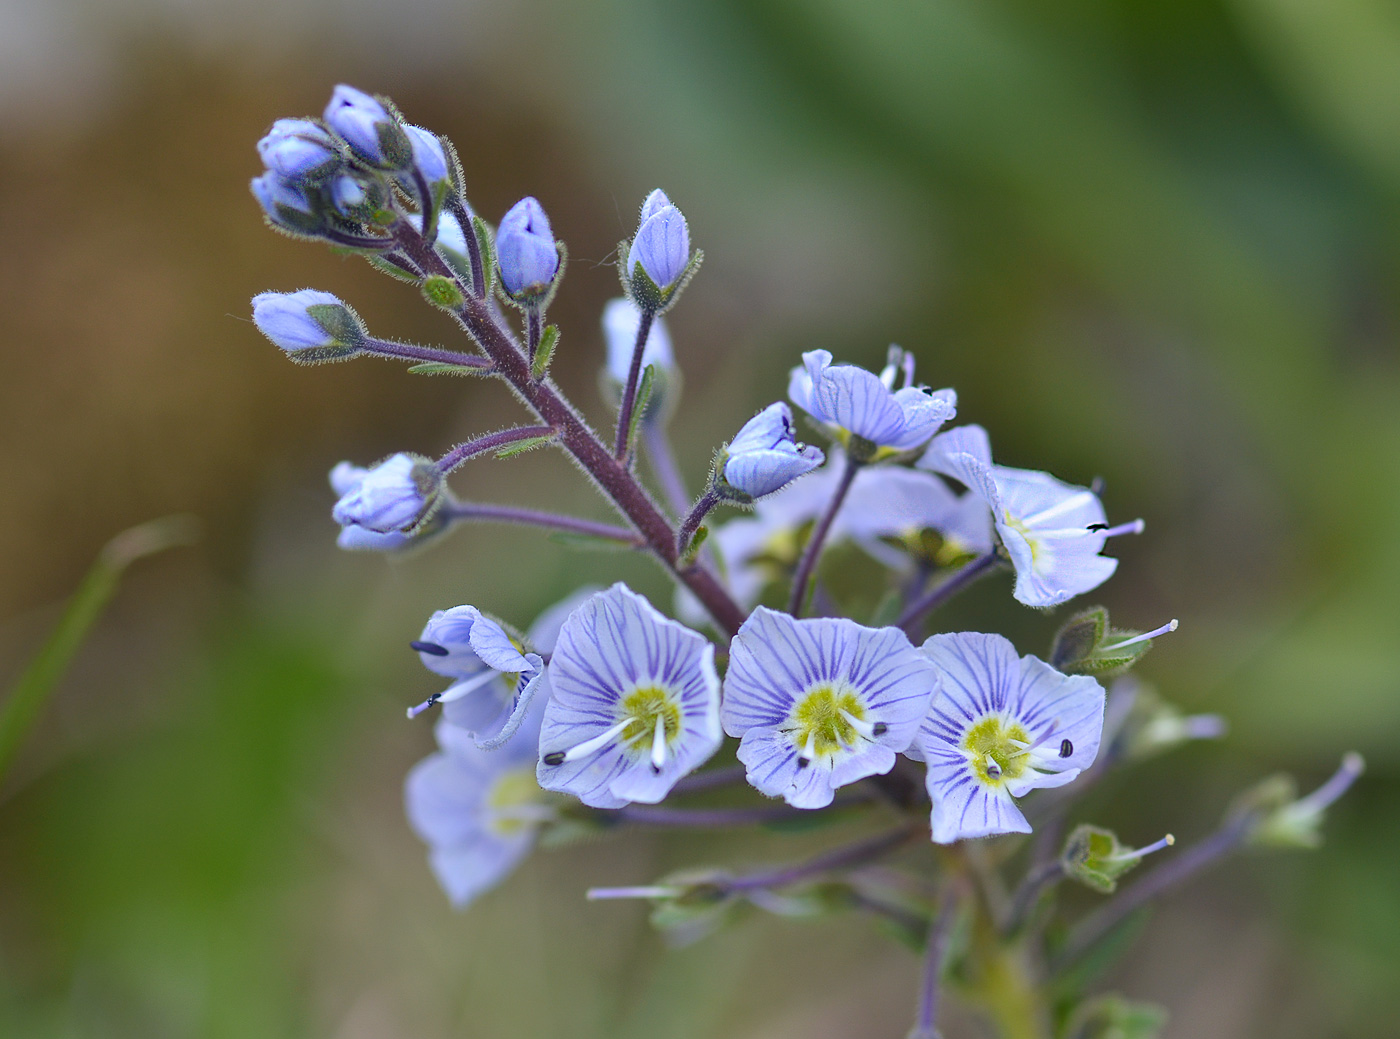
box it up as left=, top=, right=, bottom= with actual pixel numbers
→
left=1100, top=519, right=1146, bottom=538
left=1021, top=491, right=1098, bottom=527
left=838, top=708, right=878, bottom=741
left=984, top=755, right=1002, bottom=779
left=1104, top=833, right=1175, bottom=862
left=406, top=694, right=439, bottom=719
left=586, top=886, right=683, bottom=901
left=435, top=668, right=501, bottom=703
left=650, top=714, right=668, bottom=771
left=1104, top=619, right=1178, bottom=652
left=556, top=717, right=636, bottom=763
left=879, top=363, right=898, bottom=390
left=799, top=730, right=818, bottom=765
left=1293, top=752, right=1365, bottom=814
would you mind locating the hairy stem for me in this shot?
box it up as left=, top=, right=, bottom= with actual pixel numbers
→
left=445, top=502, right=642, bottom=545
left=436, top=425, right=555, bottom=473
left=726, top=822, right=923, bottom=893
left=362, top=337, right=496, bottom=369
left=614, top=307, right=655, bottom=458
left=788, top=454, right=860, bottom=616
left=677, top=489, right=721, bottom=556
left=898, top=550, right=1003, bottom=636
left=526, top=308, right=542, bottom=364
left=446, top=196, right=486, bottom=297
left=912, top=885, right=961, bottom=1039
left=1003, top=860, right=1063, bottom=936
left=391, top=221, right=747, bottom=635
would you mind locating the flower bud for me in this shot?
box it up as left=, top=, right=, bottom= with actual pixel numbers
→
left=256, top=118, right=342, bottom=181
left=323, top=84, right=412, bottom=169
left=331, top=453, right=443, bottom=533
left=251, top=289, right=366, bottom=362
left=718, top=403, right=825, bottom=500
left=328, top=170, right=389, bottom=223
left=329, top=462, right=453, bottom=552
left=404, top=124, right=450, bottom=188
left=626, top=190, right=691, bottom=295
left=250, top=171, right=322, bottom=235
left=496, top=197, right=560, bottom=301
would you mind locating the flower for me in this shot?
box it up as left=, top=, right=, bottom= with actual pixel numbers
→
left=407, top=605, right=546, bottom=749
left=256, top=118, right=341, bottom=181
left=327, top=462, right=453, bottom=552
left=718, top=403, right=825, bottom=500
left=919, top=424, right=1143, bottom=607
left=250, top=171, right=321, bottom=234
left=252, top=289, right=364, bottom=356
left=788, top=348, right=956, bottom=460
left=331, top=452, right=442, bottom=534
left=627, top=189, right=691, bottom=294
left=323, top=84, right=410, bottom=168
left=404, top=124, right=450, bottom=188
left=602, top=298, right=675, bottom=384
left=909, top=632, right=1105, bottom=843
left=496, top=196, right=560, bottom=299
left=537, top=584, right=722, bottom=808
left=404, top=710, right=551, bottom=908
left=721, top=608, right=938, bottom=809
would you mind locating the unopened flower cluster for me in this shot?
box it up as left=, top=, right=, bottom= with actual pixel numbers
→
left=249, top=85, right=1362, bottom=1036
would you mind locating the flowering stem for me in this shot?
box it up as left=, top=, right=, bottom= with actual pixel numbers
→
left=725, top=821, right=923, bottom=893
left=912, top=885, right=960, bottom=1039
left=435, top=425, right=555, bottom=473
left=897, top=550, right=1003, bottom=636
left=445, top=502, right=642, bottom=545
left=1052, top=812, right=1256, bottom=973
left=1002, top=860, right=1063, bottom=936
left=526, top=308, right=542, bottom=364
left=677, top=489, right=721, bottom=556
left=446, top=196, right=486, bottom=297
left=362, top=337, right=496, bottom=369
left=390, top=220, right=748, bottom=635
left=788, top=454, right=860, bottom=616
left=614, top=307, right=656, bottom=458
left=641, top=422, right=691, bottom=518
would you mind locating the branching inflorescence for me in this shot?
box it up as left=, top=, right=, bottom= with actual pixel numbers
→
left=250, top=85, right=1363, bottom=1039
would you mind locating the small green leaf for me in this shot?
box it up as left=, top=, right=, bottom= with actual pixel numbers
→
left=472, top=215, right=497, bottom=297
left=681, top=523, right=709, bottom=565
left=624, top=364, right=657, bottom=455
left=495, top=435, right=556, bottom=459
left=407, top=361, right=493, bottom=377
left=532, top=324, right=559, bottom=380
left=421, top=274, right=465, bottom=309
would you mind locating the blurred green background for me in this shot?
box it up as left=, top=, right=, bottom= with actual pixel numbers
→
left=1, top=0, right=1397, bottom=1035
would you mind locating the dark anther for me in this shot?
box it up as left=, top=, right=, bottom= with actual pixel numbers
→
left=411, top=640, right=450, bottom=656
left=872, top=722, right=889, bottom=737
left=1085, top=523, right=1109, bottom=532
left=543, top=751, right=565, bottom=766
left=651, top=763, right=662, bottom=774
left=796, top=756, right=811, bottom=770
left=1059, top=738, right=1073, bottom=758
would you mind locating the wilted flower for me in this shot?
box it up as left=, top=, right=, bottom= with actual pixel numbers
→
left=722, top=608, right=938, bottom=808
left=909, top=632, right=1105, bottom=843
left=537, top=584, right=722, bottom=808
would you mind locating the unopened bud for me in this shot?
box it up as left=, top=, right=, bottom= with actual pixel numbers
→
left=256, top=118, right=342, bottom=181
left=323, top=84, right=411, bottom=169
left=251, top=289, right=365, bottom=362
left=496, top=196, right=560, bottom=302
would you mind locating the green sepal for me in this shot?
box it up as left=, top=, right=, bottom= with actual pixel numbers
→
left=421, top=274, right=466, bottom=309
left=624, top=364, right=657, bottom=455
left=304, top=302, right=367, bottom=348
left=1050, top=606, right=1154, bottom=677
left=407, top=361, right=494, bottom=378
left=532, top=325, right=559, bottom=380
left=472, top=215, right=497, bottom=297
left=1061, top=993, right=1167, bottom=1039
left=495, top=435, right=557, bottom=459
left=1061, top=824, right=1143, bottom=894
left=646, top=869, right=742, bottom=947
left=374, top=118, right=414, bottom=170
left=365, top=253, right=420, bottom=283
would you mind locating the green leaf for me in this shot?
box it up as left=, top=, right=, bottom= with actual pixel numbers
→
left=407, top=361, right=493, bottom=377
left=1061, top=993, right=1167, bottom=1039
left=495, top=435, right=556, bottom=459
left=532, top=324, right=559, bottom=380
left=0, top=516, right=199, bottom=780
left=625, top=364, right=657, bottom=455
left=472, top=215, right=497, bottom=297
left=420, top=273, right=465, bottom=309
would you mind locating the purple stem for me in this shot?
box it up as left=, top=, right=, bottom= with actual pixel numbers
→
left=897, top=550, right=1002, bottom=636
left=788, top=454, right=859, bottom=616
left=642, top=422, right=691, bottom=518
left=445, top=502, right=642, bottom=545
left=445, top=196, right=486, bottom=298
left=527, top=308, right=543, bottom=366
left=670, top=763, right=747, bottom=795
left=390, top=220, right=748, bottom=635
left=677, top=489, right=721, bottom=556
left=725, top=822, right=922, bottom=893
left=912, top=885, right=960, bottom=1039
left=614, top=307, right=655, bottom=458
left=361, top=337, right=495, bottom=369
left=436, top=425, right=555, bottom=473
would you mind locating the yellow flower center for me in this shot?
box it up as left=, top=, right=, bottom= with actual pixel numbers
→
left=788, top=684, right=866, bottom=761
left=486, top=766, right=546, bottom=836
left=619, top=685, right=682, bottom=752
left=963, top=715, right=1031, bottom=786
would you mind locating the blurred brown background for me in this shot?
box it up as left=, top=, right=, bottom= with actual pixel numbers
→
left=1, top=0, right=1397, bottom=1036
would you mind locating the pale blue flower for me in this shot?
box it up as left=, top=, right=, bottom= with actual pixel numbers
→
left=909, top=632, right=1105, bottom=843
left=404, top=124, right=449, bottom=187
left=327, top=462, right=454, bottom=552
left=537, top=584, right=721, bottom=809
left=252, top=289, right=362, bottom=354
left=256, top=118, right=341, bottom=181
left=721, top=608, right=938, bottom=809
left=323, top=84, right=408, bottom=168
left=331, top=452, right=442, bottom=534
left=719, top=403, right=825, bottom=499
left=496, top=196, right=559, bottom=298
left=788, top=348, right=956, bottom=459
left=602, top=298, right=674, bottom=384
left=250, top=171, right=320, bottom=233
left=404, top=710, right=551, bottom=908
left=407, top=606, right=546, bottom=750
left=920, top=425, right=1143, bottom=607
left=627, top=189, right=690, bottom=291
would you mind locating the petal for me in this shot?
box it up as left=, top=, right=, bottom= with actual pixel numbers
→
left=427, top=833, right=533, bottom=908
left=885, top=386, right=958, bottom=450
left=926, top=766, right=1031, bottom=843
left=468, top=615, right=533, bottom=673
left=918, top=632, right=1023, bottom=745
left=811, top=364, right=907, bottom=444
left=419, top=606, right=487, bottom=678
left=405, top=753, right=488, bottom=849
left=736, top=728, right=837, bottom=809
left=787, top=351, right=828, bottom=422
left=440, top=676, right=514, bottom=738
left=921, top=424, right=993, bottom=471
left=526, top=586, right=601, bottom=656
left=1009, top=656, right=1105, bottom=777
